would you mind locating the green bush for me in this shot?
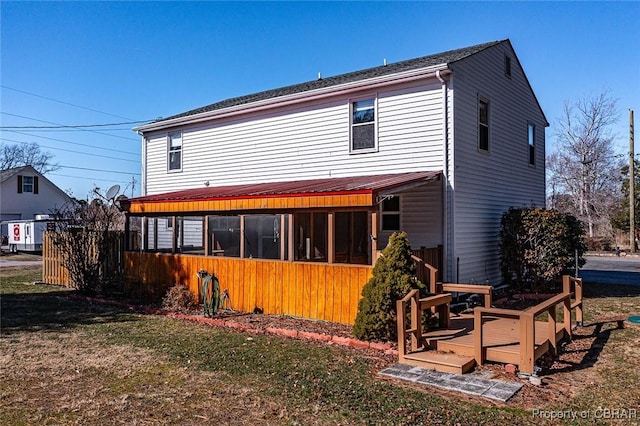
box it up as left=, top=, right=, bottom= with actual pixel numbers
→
left=353, top=231, right=427, bottom=342
left=500, top=207, right=586, bottom=292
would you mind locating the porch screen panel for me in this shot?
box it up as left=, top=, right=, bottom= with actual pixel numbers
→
left=178, top=216, right=204, bottom=255
left=208, top=216, right=240, bottom=257
left=146, top=217, right=156, bottom=251
left=335, top=212, right=369, bottom=264
left=294, top=213, right=327, bottom=262
left=244, top=215, right=281, bottom=259
left=156, top=217, right=173, bottom=252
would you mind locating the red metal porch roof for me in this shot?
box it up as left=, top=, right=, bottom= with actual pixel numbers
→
left=122, top=171, right=440, bottom=214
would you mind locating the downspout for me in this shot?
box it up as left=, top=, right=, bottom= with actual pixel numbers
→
left=138, top=131, right=147, bottom=252
left=138, top=131, right=147, bottom=196
left=435, top=70, right=453, bottom=282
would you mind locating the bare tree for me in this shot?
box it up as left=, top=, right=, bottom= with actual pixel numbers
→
left=0, top=142, right=60, bottom=174
left=49, top=188, right=125, bottom=295
left=547, top=91, right=623, bottom=238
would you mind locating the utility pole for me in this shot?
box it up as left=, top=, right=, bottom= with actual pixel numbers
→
left=630, top=109, right=636, bottom=253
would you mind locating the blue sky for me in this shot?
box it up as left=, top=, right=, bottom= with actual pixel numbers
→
left=1, top=1, right=639, bottom=199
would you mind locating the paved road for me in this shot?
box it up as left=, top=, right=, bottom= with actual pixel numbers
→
left=579, top=255, right=640, bottom=285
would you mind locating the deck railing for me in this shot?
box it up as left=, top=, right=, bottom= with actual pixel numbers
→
left=474, top=275, right=583, bottom=373
left=398, top=258, right=584, bottom=374
left=396, top=289, right=452, bottom=359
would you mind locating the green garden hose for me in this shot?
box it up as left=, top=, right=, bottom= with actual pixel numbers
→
left=201, top=272, right=220, bottom=317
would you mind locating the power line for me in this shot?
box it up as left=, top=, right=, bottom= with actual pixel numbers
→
left=0, top=138, right=139, bottom=163
left=59, top=164, right=141, bottom=176
left=5, top=130, right=140, bottom=156
left=1, top=85, right=134, bottom=120
left=0, top=119, right=152, bottom=129
left=1, top=112, right=140, bottom=142
left=49, top=172, right=135, bottom=184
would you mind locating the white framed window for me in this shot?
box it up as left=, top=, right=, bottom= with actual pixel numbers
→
left=168, top=131, right=182, bottom=171
left=381, top=196, right=400, bottom=231
left=350, top=97, right=377, bottom=152
left=478, top=98, right=490, bottom=152
left=22, top=176, right=34, bottom=193
left=528, top=123, right=536, bottom=166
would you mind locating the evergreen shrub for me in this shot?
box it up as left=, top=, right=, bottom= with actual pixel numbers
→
left=353, top=231, right=427, bottom=342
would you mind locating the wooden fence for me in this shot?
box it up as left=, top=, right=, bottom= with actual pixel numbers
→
left=125, top=252, right=373, bottom=324
left=42, top=231, right=124, bottom=287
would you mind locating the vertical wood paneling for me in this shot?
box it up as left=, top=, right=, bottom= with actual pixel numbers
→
left=122, top=253, right=371, bottom=324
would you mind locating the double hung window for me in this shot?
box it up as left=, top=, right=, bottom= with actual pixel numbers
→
left=528, top=123, right=536, bottom=166
left=478, top=99, right=489, bottom=152
left=351, top=98, right=376, bottom=152
left=168, top=131, right=182, bottom=171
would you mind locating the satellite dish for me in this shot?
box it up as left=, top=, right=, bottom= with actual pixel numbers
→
left=105, top=184, right=120, bottom=201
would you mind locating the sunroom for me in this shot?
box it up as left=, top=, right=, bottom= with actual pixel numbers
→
left=121, top=171, right=443, bottom=324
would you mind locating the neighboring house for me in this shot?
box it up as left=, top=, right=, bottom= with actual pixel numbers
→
left=121, top=39, right=547, bottom=323
left=1, top=165, right=73, bottom=221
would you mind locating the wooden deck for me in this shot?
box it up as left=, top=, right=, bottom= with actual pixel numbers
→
left=423, top=314, right=564, bottom=363
left=396, top=270, right=584, bottom=375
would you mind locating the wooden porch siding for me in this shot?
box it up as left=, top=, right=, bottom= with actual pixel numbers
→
left=125, top=252, right=373, bottom=324
left=126, top=193, right=375, bottom=214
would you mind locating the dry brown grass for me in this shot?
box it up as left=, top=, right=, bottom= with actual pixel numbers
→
left=2, top=265, right=640, bottom=425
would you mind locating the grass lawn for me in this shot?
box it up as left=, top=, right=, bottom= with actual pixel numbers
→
left=1, top=265, right=639, bottom=425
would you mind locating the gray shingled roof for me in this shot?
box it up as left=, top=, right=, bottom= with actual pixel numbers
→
left=0, top=166, right=30, bottom=183
left=153, top=40, right=504, bottom=124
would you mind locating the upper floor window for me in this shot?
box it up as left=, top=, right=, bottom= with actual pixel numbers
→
left=478, top=99, right=489, bottom=152
left=528, top=123, right=536, bottom=166
left=381, top=196, right=400, bottom=231
left=505, top=55, right=512, bottom=78
left=168, top=131, right=182, bottom=171
left=351, top=98, right=376, bottom=152
left=17, top=175, right=38, bottom=194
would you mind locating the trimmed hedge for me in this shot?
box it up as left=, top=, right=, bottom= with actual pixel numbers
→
left=500, top=207, right=586, bottom=292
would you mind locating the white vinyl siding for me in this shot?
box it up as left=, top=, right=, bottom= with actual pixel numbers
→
left=377, top=181, right=443, bottom=249
left=143, top=81, right=444, bottom=195
left=449, top=43, right=546, bottom=284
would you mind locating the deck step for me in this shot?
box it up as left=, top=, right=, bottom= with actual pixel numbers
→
left=402, top=351, right=476, bottom=374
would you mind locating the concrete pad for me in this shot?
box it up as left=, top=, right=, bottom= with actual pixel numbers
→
left=379, top=363, right=523, bottom=402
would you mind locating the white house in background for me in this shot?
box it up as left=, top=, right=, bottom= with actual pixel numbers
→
left=0, top=165, right=73, bottom=237
left=125, top=39, right=547, bottom=286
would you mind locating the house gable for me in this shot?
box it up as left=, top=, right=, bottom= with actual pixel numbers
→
left=0, top=165, right=73, bottom=221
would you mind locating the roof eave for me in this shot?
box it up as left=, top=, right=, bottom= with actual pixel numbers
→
left=134, top=65, right=451, bottom=133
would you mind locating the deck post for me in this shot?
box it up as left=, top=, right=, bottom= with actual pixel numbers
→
left=397, top=299, right=406, bottom=358
left=519, top=312, right=535, bottom=374
left=547, top=306, right=557, bottom=355
left=410, top=292, right=421, bottom=351
left=473, top=308, right=484, bottom=366
left=484, top=292, right=492, bottom=308
left=562, top=275, right=570, bottom=294
left=575, top=278, right=583, bottom=325
left=563, top=297, right=572, bottom=340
